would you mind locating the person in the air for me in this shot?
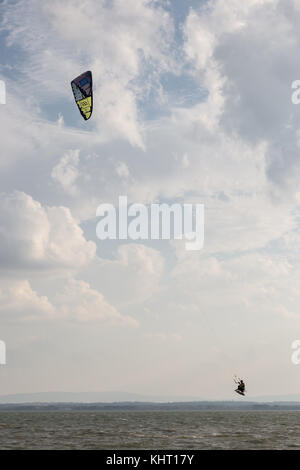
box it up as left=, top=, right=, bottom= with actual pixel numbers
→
left=237, top=379, right=245, bottom=393
left=234, top=376, right=245, bottom=395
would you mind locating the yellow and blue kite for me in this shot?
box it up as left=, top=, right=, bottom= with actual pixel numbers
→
left=71, top=70, right=93, bottom=121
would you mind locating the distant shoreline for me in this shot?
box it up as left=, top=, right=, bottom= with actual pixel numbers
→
left=1, top=401, right=300, bottom=411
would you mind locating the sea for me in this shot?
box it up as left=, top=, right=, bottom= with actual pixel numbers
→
left=0, top=410, right=299, bottom=450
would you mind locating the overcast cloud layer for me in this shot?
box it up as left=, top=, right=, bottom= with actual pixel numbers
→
left=1, top=0, right=300, bottom=399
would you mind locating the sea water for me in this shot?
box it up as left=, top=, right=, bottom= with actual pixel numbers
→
left=0, top=410, right=299, bottom=450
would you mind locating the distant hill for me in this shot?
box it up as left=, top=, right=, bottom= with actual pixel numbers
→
left=1, top=401, right=300, bottom=411
left=1, top=391, right=300, bottom=404
left=249, top=394, right=300, bottom=402
left=0, top=391, right=203, bottom=404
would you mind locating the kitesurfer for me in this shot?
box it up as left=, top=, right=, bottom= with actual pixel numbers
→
left=234, top=376, right=245, bottom=395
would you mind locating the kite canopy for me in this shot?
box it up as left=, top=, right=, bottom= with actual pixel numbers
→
left=71, top=70, right=93, bottom=120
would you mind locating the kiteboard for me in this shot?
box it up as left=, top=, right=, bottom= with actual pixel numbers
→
left=235, top=389, right=245, bottom=396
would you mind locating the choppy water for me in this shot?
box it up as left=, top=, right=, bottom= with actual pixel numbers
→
left=0, top=410, right=299, bottom=449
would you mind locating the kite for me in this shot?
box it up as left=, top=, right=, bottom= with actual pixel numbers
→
left=71, top=70, right=93, bottom=120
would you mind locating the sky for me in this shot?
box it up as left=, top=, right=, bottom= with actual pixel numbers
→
left=1, top=0, right=300, bottom=400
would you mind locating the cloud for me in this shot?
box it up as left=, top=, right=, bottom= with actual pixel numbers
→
left=144, top=332, right=182, bottom=342
left=0, top=277, right=136, bottom=326
left=0, top=191, right=96, bottom=273
left=1, top=0, right=175, bottom=147
left=55, top=278, right=137, bottom=325
left=0, top=279, right=55, bottom=322
left=51, top=149, right=80, bottom=196
left=183, top=0, right=300, bottom=196
left=2, top=0, right=300, bottom=396
left=167, top=247, right=300, bottom=331
left=115, top=161, right=130, bottom=179
left=86, top=243, right=165, bottom=305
